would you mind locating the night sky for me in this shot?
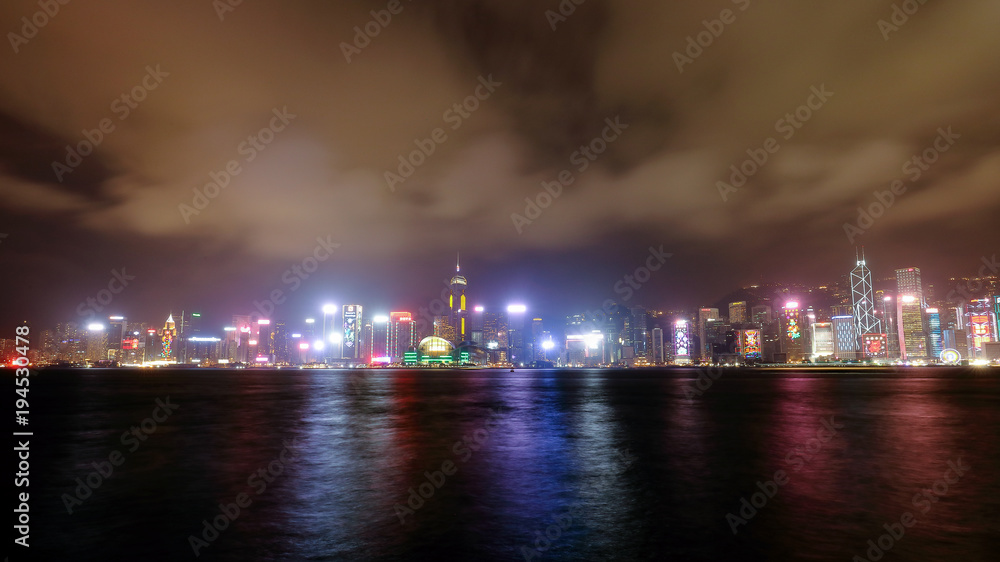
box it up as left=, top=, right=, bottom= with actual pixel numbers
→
left=2, top=0, right=999, bottom=330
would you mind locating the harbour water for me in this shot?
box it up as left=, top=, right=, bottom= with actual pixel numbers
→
left=22, top=367, right=1000, bottom=561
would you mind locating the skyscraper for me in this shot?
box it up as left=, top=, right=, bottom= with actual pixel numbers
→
left=897, top=295, right=925, bottom=360
left=389, top=312, right=416, bottom=363
left=506, top=305, right=527, bottom=365
left=781, top=302, right=805, bottom=362
left=697, top=308, right=719, bottom=361
left=896, top=267, right=924, bottom=306
left=832, top=315, right=858, bottom=360
left=851, top=251, right=882, bottom=342
left=342, top=305, right=363, bottom=360
left=925, top=308, right=943, bottom=360
left=651, top=327, right=664, bottom=364
left=729, top=301, right=747, bottom=325
left=674, top=320, right=691, bottom=365
left=449, top=255, right=468, bottom=344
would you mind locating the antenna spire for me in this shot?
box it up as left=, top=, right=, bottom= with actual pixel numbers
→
left=456, top=252, right=461, bottom=273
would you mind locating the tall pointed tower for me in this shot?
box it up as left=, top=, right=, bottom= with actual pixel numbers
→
left=851, top=249, right=882, bottom=347
left=449, top=254, right=468, bottom=344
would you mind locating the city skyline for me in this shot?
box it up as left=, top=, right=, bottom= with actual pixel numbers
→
left=13, top=248, right=999, bottom=368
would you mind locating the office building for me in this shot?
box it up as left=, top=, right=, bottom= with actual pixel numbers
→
left=342, top=305, right=363, bottom=360
left=729, top=301, right=747, bottom=325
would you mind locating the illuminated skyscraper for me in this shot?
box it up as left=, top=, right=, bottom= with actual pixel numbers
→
left=697, top=308, right=719, bottom=360
left=811, top=322, right=834, bottom=359
left=506, top=304, right=528, bottom=365
left=449, top=254, right=468, bottom=344
left=160, top=313, right=177, bottom=361
left=896, top=267, right=924, bottom=306
left=851, top=251, right=882, bottom=341
left=389, top=312, right=416, bottom=363
left=832, top=315, right=858, bottom=360
left=651, top=327, right=664, bottom=364
left=729, top=301, right=747, bottom=325
left=897, top=295, right=925, bottom=360
left=342, top=305, right=363, bottom=360
left=925, top=308, right=943, bottom=359
left=108, top=316, right=127, bottom=360
left=674, top=320, right=691, bottom=365
left=781, top=302, right=805, bottom=362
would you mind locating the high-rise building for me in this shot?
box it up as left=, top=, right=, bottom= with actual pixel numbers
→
left=729, top=301, right=748, bottom=325
left=107, top=316, right=127, bottom=360
left=897, top=295, right=926, bottom=360
left=697, top=308, right=719, bottom=360
left=651, top=327, right=664, bottom=364
left=674, top=320, right=691, bottom=364
left=160, top=314, right=177, bottom=361
left=630, top=306, right=648, bottom=357
left=811, top=322, right=834, bottom=359
left=470, top=306, right=485, bottom=346
left=925, top=308, right=943, bottom=360
left=832, top=315, right=858, bottom=360
left=781, top=302, right=805, bottom=362
left=342, top=305, right=363, bottom=360
left=506, top=305, right=528, bottom=365
left=369, top=315, right=390, bottom=363
left=449, top=255, right=468, bottom=344
left=896, top=267, right=924, bottom=306
left=389, top=312, right=416, bottom=363
left=851, top=252, right=882, bottom=342
left=531, top=318, right=545, bottom=361
left=738, top=329, right=762, bottom=360
left=966, top=299, right=995, bottom=358
left=273, top=321, right=288, bottom=364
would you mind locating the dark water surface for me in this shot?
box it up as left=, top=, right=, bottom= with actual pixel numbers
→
left=17, top=367, right=1000, bottom=561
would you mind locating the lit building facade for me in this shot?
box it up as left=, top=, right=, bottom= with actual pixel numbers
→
left=674, top=320, right=691, bottom=364
left=897, top=295, right=926, bottom=360
left=729, top=301, right=747, bottom=325
left=390, top=312, right=416, bottom=363
left=832, top=315, right=858, bottom=360
left=449, top=256, right=468, bottom=344
left=342, top=305, right=363, bottom=360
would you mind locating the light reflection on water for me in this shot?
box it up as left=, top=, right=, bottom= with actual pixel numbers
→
left=28, top=368, right=1000, bottom=561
